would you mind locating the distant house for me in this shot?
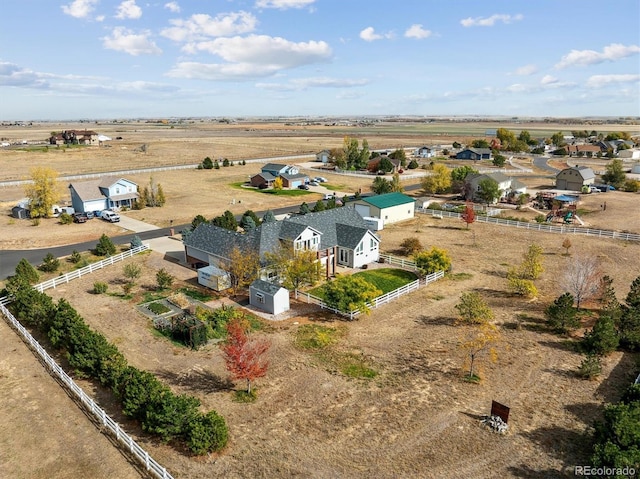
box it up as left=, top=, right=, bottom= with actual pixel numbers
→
left=352, top=192, right=416, bottom=226
left=69, top=177, right=138, bottom=213
left=415, top=146, right=435, bottom=158
left=565, top=144, right=601, bottom=157
left=366, top=157, right=401, bottom=172
left=184, top=206, right=380, bottom=277
left=619, top=149, right=640, bottom=160
left=251, top=163, right=308, bottom=189
left=456, top=148, right=492, bottom=161
left=464, top=172, right=527, bottom=203
left=316, top=150, right=331, bottom=164
left=49, top=130, right=99, bottom=146
left=555, top=166, right=595, bottom=191
left=249, top=279, right=290, bottom=315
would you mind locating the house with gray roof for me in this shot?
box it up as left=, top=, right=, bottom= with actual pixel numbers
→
left=555, top=166, right=595, bottom=191
left=184, top=206, right=380, bottom=279
left=68, top=176, right=138, bottom=213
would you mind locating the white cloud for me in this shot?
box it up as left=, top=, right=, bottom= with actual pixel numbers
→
left=167, top=35, right=332, bottom=80
left=61, top=0, right=99, bottom=19
left=460, top=14, right=523, bottom=27
left=255, top=0, right=315, bottom=9
left=555, top=43, right=640, bottom=69
left=102, top=27, right=162, bottom=56
left=513, top=64, right=537, bottom=76
left=96, top=15, right=105, bottom=22
left=164, top=2, right=180, bottom=13
left=541, top=75, right=558, bottom=85
left=115, top=0, right=142, bottom=20
left=161, top=12, right=257, bottom=42
left=586, top=74, right=640, bottom=88
left=257, top=77, right=368, bottom=91
left=359, top=27, right=393, bottom=42
left=404, top=24, right=432, bottom=39
left=0, top=62, right=50, bottom=88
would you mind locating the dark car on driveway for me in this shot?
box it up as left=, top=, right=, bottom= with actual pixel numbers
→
left=73, top=213, right=88, bottom=223
left=298, top=184, right=310, bottom=190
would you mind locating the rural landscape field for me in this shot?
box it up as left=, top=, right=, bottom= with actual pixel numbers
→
left=1, top=118, right=639, bottom=479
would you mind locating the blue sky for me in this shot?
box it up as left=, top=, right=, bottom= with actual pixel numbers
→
left=1, top=0, right=639, bottom=120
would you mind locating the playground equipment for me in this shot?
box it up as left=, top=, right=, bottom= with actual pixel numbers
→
left=545, top=205, right=580, bottom=225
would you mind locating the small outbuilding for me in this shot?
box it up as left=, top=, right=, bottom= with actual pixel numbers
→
left=249, top=279, right=290, bottom=316
left=197, top=265, right=231, bottom=292
left=555, top=166, right=595, bottom=191
left=352, top=192, right=416, bottom=226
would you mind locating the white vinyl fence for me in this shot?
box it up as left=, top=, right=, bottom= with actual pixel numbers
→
left=296, top=270, right=444, bottom=320
left=417, top=208, right=640, bottom=242
left=0, top=302, right=174, bottom=479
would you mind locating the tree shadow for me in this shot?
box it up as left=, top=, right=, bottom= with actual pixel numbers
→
left=415, top=314, right=455, bottom=326
left=472, top=287, right=512, bottom=299
left=520, top=425, right=591, bottom=472
left=482, top=269, right=508, bottom=279
left=596, top=351, right=638, bottom=404
left=506, top=465, right=566, bottom=478
left=537, top=339, right=579, bottom=352
left=459, top=410, right=485, bottom=421
left=154, top=368, right=234, bottom=394
left=542, top=367, right=579, bottom=380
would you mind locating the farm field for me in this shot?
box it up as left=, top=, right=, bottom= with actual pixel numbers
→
left=1, top=119, right=639, bottom=478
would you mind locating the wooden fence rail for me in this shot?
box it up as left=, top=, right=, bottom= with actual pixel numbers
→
left=0, top=302, right=174, bottom=479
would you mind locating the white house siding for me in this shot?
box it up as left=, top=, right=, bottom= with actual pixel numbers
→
left=351, top=232, right=380, bottom=268
left=83, top=199, right=107, bottom=212
left=375, top=203, right=415, bottom=225
left=294, top=227, right=321, bottom=252
left=106, top=179, right=137, bottom=197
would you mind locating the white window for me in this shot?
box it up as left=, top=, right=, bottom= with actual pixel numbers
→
left=255, top=292, right=265, bottom=304
left=356, top=243, right=363, bottom=256
left=370, top=238, right=377, bottom=250
left=116, top=187, right=120, bottom=194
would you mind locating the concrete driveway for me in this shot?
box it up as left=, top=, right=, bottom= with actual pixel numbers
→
left=115, top=214, right=161, bottom=233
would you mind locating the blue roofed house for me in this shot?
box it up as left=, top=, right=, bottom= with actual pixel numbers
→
left=250, top=163, right=309, bottom=189
left=69, top=176, right=138, bottom=213
left=456, top=148, right=492, bottom=161
left=184, top=206, right=380, bottom=284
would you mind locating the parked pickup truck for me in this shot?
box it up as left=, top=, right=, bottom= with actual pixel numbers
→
left=73, top=212, right=88, bottom=223
left=101, top=210, right=121, bottom=223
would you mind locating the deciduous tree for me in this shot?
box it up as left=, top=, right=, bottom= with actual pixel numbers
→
left=265, top=246, right=324, bottom=291
left=455, top=292, right=494, bottom=325
left=461, top=202, right=476, bottom=229
left=413, top=247, right=451, bottom=276
left=222, top=317, right=270, bottom=394
left=390, top=172, right=403, bottom=192
left=24, top=166, right=61, bottom=218
left=459, top=322, right=500, bottom=381
left=323, top=275, right=382, bottom=315
left=372, top=176, right=393, bottom=194
left=563, top=253, right=601, bottom=308
left=421, top=163, right=451, bottom=194
left=601, top=159, right=626, bottom=188
left=476, top=178, right=501, bottom=205
left=227, top=247, right=260, bottom=296
left=273, top=176, right=283, bottom=191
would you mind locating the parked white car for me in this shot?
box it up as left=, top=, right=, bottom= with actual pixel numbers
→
left=101, top=210, right=121, bottom=222
left=315, top=176, right=328, bottom=183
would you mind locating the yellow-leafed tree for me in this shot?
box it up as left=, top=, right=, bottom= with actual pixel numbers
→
left=25, top=167, right=61, bottom=218
left=421, top=163, right=451, bottom=194
left=459, top=322, right=500, bottom=382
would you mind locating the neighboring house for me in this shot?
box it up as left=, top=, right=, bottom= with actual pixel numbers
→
left=249, top=279, right=290, bottom=315
left=352, top=192, right=416, bottom=226
left=565, top=144, right=601, bottom=157
left=618, top=149, right=640, bottom=161
left=367, top=157, right=401, bottom=172
left=316, top=150, right=331, bottom=164
left=184, top=206, right=380, bottom=277
left=49, top=130, right=99, bottom=146
left=69, top=177, right=139, bottom=213
left=555, top=166, right=595, bottom=191
left=251, top=163, right=308, bottom=189
left=415, top=146, right=435, bottom=158
left=464, top=172, right=526, bottom=202
left=456, top=148, right=492, bottom=161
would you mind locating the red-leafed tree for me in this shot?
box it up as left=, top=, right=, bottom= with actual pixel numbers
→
left=222, top=318, right=270, bottom=395
left=461, top=201, right=476, bottom=229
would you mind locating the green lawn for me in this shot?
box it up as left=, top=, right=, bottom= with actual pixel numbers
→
left=310, top=268, right=417, bottom=298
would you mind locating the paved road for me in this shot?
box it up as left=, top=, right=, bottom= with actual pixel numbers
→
left=533, top=156, right=560, bottom=174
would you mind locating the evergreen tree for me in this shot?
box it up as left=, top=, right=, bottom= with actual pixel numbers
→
left=312, top=200, right=326, bottom=212
left=582, top=315, right=619, bottom=356
left=14, top=258, right=40, bottom=284
left=95, top=234, right=116, bottom=256
left=545, top=293, right=579, bottom=333
left=262, top=210, right=276, bottom=223
left=298, top=202, right=311, bottom=215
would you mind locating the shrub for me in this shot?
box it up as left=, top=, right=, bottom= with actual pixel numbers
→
left=130, top=235, right=142, bottom=249
left=414, top=247, right=451, bottom=275
left=156, top=268, right=174, bottom=289
left=399, top=237, right=423, bottom=256
left=455, top=292, right=494, bottom=324
left=577, top=353, right=602, bottom=379
left=69, top=250, right=82, bottom=264
left=186, top=411, right=229, bottom=454
left=624, top=179, right=640, bottom=192
left=545, top=292, right=579, bottom=333
left=39, top=252, right=60, bottom=273
left=93, top=281, right=108, bottom=294
left=202, top=157, right=213, bottom=169
left=507, top=271, right=538, bottom=298
left=59, top=212, right=73, bottom=224
left=95, top=234, right=116, bottom=256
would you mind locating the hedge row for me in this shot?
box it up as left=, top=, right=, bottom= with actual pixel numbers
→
left=6, top=275, right=227, bottom=455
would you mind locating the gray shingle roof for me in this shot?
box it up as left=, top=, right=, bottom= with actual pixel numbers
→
left=185, top=206, right=374, bottom=264
left=250, top=279, right=285, bottom=295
